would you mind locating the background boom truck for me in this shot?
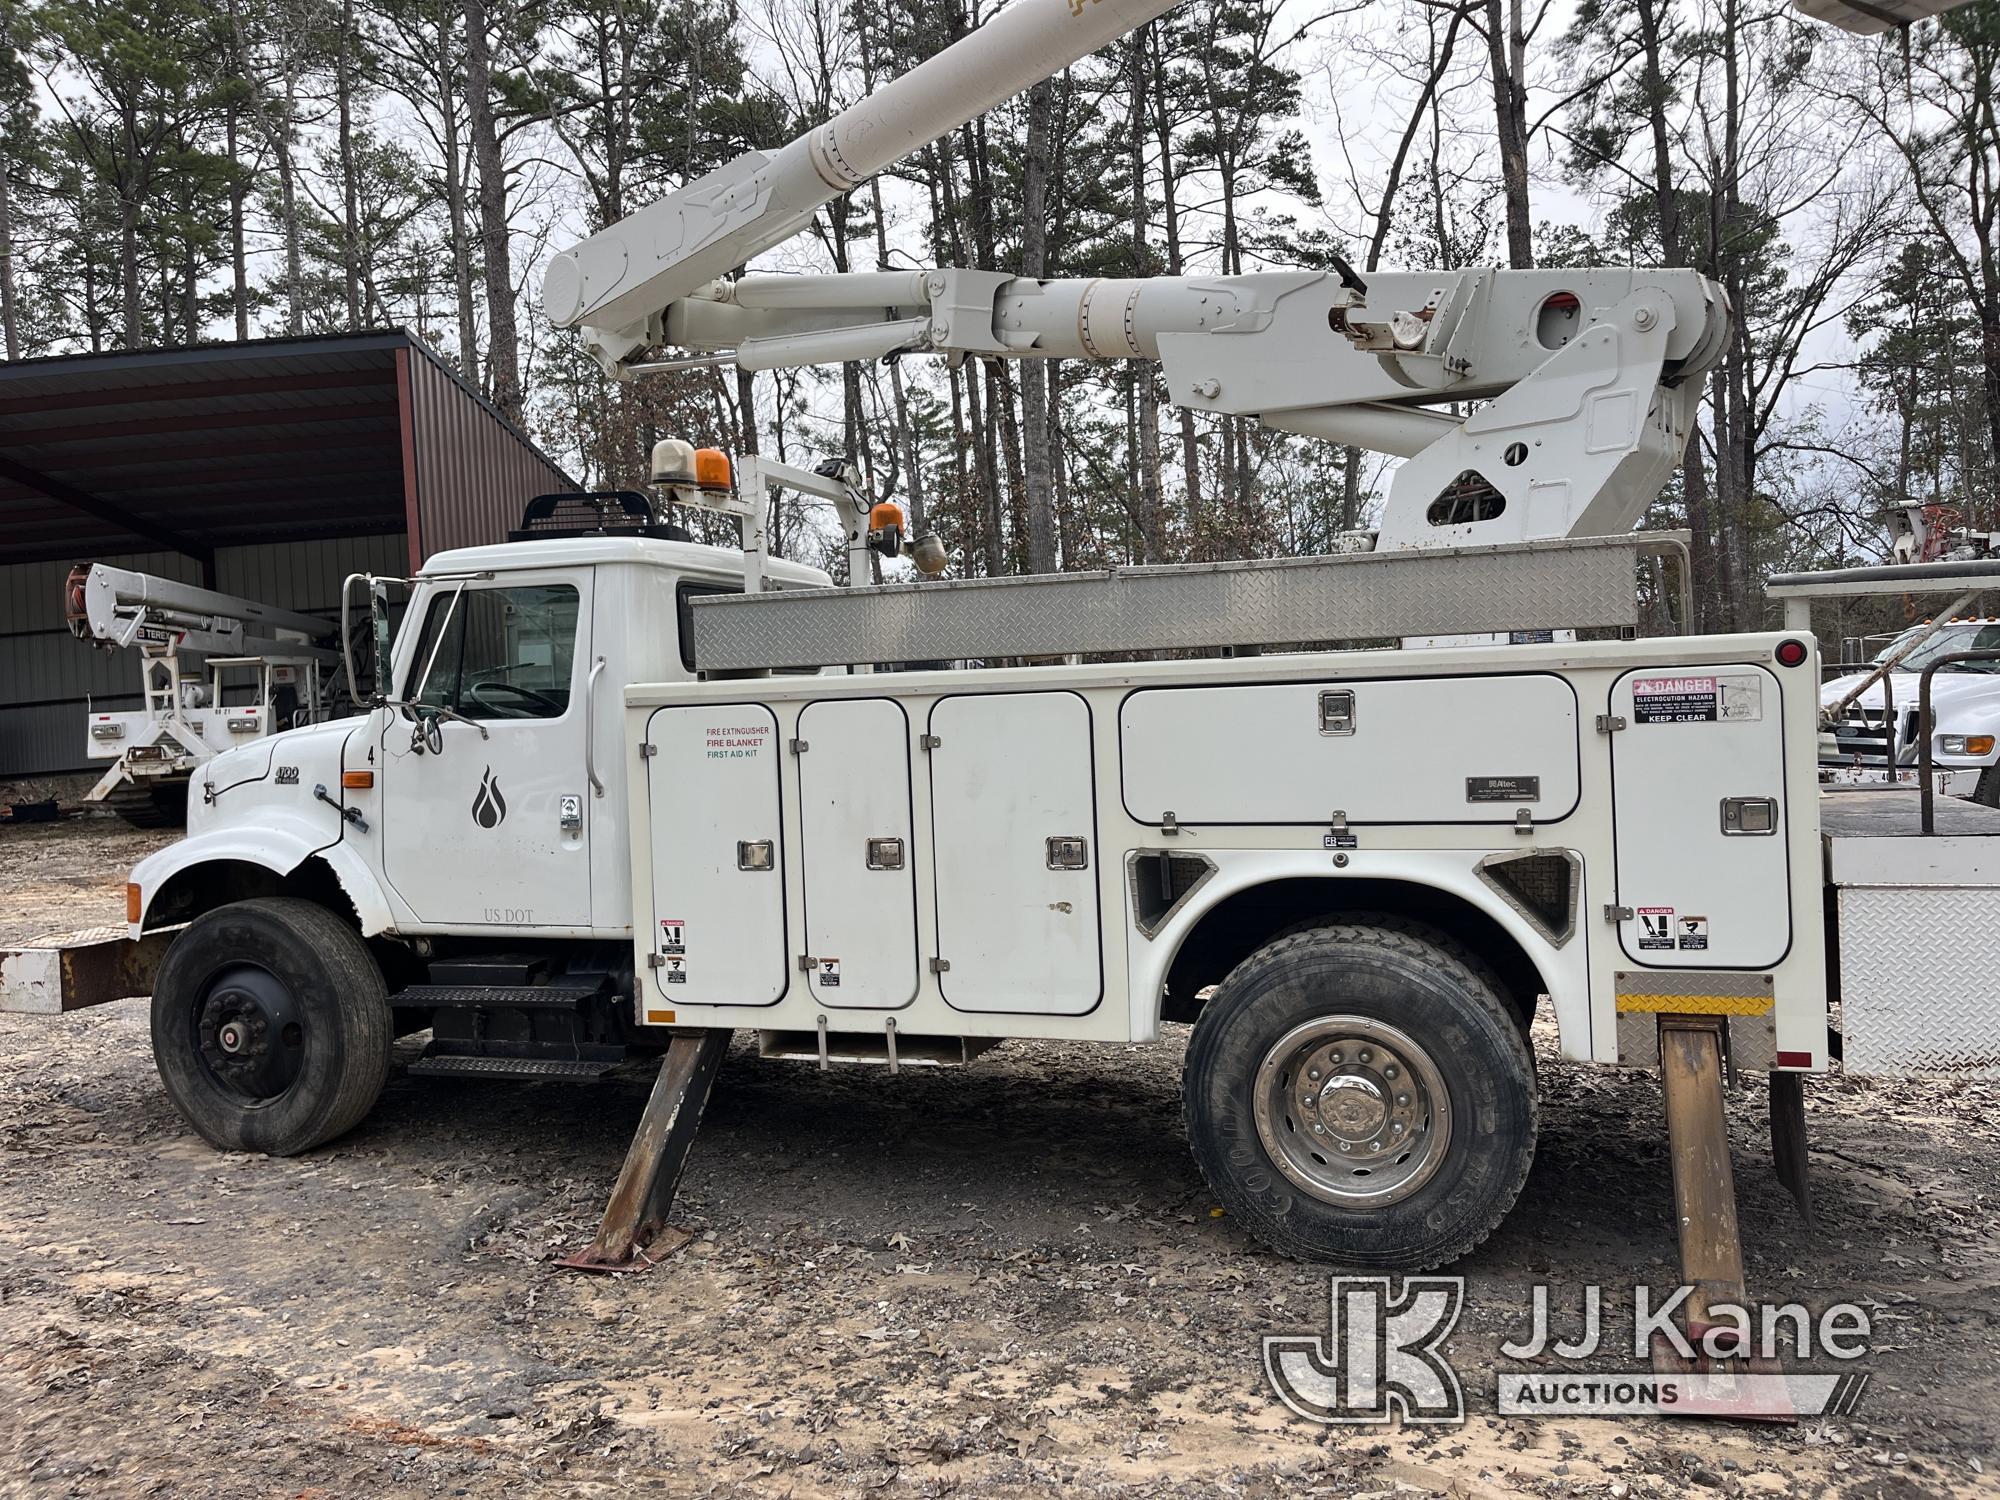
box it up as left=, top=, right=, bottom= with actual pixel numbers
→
left=65, top=563, right=346, bottom=827
left=63, top=0, right=2000, bottom=1315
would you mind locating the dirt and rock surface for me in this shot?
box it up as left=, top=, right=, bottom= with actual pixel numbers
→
left=1, top=817, right=1996, bottom=1498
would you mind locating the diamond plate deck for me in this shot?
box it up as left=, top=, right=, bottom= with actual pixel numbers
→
left=690, top=534, right=1682, bottom=671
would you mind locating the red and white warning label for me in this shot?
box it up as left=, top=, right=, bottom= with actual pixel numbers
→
left=1636, top=906, right=1676, bottom=949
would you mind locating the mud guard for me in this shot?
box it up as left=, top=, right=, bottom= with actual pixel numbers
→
left=1770, top=1070, right=1814, bottom=1229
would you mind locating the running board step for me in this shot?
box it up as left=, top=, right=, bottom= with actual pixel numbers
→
left=406, top=1055, right=621, bottom=1081
left=391, top=982, right=604, bottom=1009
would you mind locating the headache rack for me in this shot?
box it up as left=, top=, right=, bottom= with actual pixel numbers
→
left=687, top=531, right=1692, bottom=672
left=509, top=491, right=694, bottom=543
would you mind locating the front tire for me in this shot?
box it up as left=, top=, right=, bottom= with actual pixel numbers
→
left=1182, top=922, right=1537, bottom=1270
left=151, top=898, right=392, bottom=1155
left=1974, top=767, right=2000, bottom=808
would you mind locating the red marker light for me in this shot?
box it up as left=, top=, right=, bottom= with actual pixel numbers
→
left=1774, top=639, right=1809, bottom=668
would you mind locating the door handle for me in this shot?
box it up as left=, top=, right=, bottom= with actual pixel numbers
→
left=585, top=656, right=607, bottom=796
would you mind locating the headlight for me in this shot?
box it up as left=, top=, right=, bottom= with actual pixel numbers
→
left=1941, top=734, right=1995, bottom=756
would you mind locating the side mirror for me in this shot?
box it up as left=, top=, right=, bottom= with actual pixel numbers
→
left=371, top=580, right=393, bottom=704
left=340, top=573, right=399, bottom=707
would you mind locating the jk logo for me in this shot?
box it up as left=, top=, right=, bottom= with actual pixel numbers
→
left=1264, top=1276, right=1465, bottom=1424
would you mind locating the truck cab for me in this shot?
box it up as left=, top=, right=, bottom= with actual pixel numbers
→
left=132, top=524, right=828, bottom=946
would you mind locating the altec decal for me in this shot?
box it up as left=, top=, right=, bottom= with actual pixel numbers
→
left=472, top=767, right=508, bottom=828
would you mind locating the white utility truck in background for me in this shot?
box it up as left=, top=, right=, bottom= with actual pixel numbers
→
left=54, top=0, right=1993, bottom=1298
left=64, top=563, right=346, bottom=826
left=1819, top=616, right=2000, bottom=800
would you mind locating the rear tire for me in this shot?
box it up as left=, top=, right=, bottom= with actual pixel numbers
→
left=1182, top=923, right=1536, bottom=1270
left=151, top=898, right=391, bottom=1155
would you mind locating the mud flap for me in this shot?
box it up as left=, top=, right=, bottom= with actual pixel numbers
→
left=1769, top=1070, right=1813, bottom=1229
left=561, top=1028, right=732, bottom=1272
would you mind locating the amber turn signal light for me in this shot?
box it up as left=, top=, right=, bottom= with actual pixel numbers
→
left=341, top=770, right=374, bottom=789
left=126, top=883, right=142, bottom=923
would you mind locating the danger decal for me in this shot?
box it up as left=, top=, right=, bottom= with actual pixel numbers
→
left=1636, top=907, right=1676, bottom=950
left=1631, top=676, right=1718, bottom=724
left=1630, top=673, right=1763, bottom=724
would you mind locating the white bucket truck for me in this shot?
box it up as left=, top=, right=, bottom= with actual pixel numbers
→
left=62, top=0, right=1997, bottom=1296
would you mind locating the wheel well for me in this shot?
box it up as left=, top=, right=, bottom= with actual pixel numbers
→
left=1161, top=877, right=1549, bottom=1028
left=147, top=857, right=359, bottom=934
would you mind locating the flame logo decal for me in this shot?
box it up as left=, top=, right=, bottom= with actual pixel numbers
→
left=471, top=766, right=507, bottom=828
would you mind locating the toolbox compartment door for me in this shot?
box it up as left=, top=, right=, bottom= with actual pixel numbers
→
left=1118, top=674, right=1579, bottom=826
left=1609, top=665, right=1789, bottom=968
left=644, top=703, right=788, bottom=1006
left=928, top=691, right=1101, bottom=1015
left=797, top=698, right=919, bottom=1009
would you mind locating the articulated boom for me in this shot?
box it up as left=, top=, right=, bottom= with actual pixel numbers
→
left=663, top=265, right=1729, bottom=549
left=540, top=0, right=1730, bottom=550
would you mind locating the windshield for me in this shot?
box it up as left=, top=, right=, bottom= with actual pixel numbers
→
left=1872, top=623, right=2000, bottom=674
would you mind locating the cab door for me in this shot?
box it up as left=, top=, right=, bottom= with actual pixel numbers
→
left=382, top=570, right=594, bottom=928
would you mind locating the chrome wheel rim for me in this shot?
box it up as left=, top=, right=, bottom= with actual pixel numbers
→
left=1253, top=1015, right=1451, bottom=1207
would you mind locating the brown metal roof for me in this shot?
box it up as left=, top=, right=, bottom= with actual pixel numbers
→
left=0, top=330, right=577, bottom=569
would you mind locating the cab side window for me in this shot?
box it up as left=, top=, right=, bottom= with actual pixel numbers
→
left=405, top=584, right=580, bottom=719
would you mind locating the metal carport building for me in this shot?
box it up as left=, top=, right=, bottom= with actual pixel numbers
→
left=0, top=330, right=577, bottom=780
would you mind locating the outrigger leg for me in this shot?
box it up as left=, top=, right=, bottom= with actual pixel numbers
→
left=561, top=1029, right=732, bottom=1272
left=1654, top=1014, right=1792, bottom=1420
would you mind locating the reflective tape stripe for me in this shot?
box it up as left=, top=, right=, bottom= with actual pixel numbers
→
left=1614, top=993, right=1773, bottom=1015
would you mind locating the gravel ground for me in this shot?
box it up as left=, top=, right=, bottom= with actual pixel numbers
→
left=1, top=816, right=1996, bottom=1498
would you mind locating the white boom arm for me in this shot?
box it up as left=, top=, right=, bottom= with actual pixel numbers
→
left=65, top=563, right=340, bottom=662
left=542, top=0, right=1183, bottom=372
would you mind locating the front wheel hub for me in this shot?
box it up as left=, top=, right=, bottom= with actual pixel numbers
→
left=1255, top=1016, right=1451, bottom=1207
left=196, top=966, right=306, bottom=1102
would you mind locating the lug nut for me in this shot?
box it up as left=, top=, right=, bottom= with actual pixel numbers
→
left=1308, top=1068, right=1321, bottom=1080
left=1384, top=1065, right=1398, bottom=1079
